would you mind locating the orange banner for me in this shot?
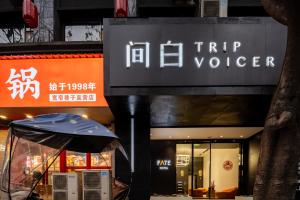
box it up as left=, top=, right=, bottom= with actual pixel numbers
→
left=0, top=54, right=107, bottom=107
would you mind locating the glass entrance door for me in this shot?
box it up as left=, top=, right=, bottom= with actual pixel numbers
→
left=210, top=143, right=240, bottom=199
left=176, top=144, right=192, bottom=195
left=176, top=142, right=241, bottom=199
left=192, top=143, right=210, bottom=198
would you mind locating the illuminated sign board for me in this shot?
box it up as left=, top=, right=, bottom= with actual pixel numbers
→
left=156, top=159, right=172, bottom=170
left=0, top=54, right=107, bottom=107
left=104, top=18, right=287, bottom=87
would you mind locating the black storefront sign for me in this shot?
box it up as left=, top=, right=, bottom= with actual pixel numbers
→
left=151, top=141, right=177, bottom=195
left=104, top=18, right=287, bottom=87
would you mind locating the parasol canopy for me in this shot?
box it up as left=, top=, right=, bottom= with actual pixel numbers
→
left=10, top=113, right=119, bottom=153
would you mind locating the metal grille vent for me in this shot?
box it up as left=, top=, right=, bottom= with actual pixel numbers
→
left=53, top=191, right=68, bottom=200
left=84, top=190, right=101, bottom=200
left=53, top=175, right=67, bottom=190
left=84, top=172, right=101, bottom=189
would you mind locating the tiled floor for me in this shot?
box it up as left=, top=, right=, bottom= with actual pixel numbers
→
left=150, top=197, right=234, bottom=200
left=151, top=197, right=192, bottom=200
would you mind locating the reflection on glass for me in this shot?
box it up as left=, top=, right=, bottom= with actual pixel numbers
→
left=48, top=157, right=60, bottom=171
left=193, top=143, right=210, bottom=198
left=48, top=157, right=60, bottom=184
left=0, top=130, right=8, bottom=173
left=211, top=143, right=240, bottom=199
left=91, top=152, right=112, bottom=167
left=176, top=144, right=192, bottom=195
left=26, top=155, right=43, bottom=173
left=7, top=136, right=64, bottom=197
left=66, top=151, right=87, bottom=167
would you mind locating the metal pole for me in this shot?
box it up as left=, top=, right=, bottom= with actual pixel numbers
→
left=130, top=117, right=135, bottom=173
left=191, top=142, right=194, bottom=197
left=209, top=142, right=212, bottom=199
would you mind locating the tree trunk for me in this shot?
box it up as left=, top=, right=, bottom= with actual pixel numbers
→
left=254, top=1, right=300, bottom=200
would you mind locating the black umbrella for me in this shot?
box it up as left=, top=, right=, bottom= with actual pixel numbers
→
left=10, top=113, right=119, bottom=153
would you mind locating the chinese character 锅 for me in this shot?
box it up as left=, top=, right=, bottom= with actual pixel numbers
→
left=6, top=67, right=40, bottom=99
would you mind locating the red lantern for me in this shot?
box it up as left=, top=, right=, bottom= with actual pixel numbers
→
left=22, top=0, right=39, bottom=28
left=114, top=0, right=128, bottom=17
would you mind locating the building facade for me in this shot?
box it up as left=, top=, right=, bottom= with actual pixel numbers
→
left=0, top=0, right=298, bottom=200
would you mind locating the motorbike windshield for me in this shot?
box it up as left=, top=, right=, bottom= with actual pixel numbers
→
left=1, top=129, right=71, bottom=200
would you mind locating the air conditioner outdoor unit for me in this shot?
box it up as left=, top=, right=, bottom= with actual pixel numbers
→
left=52, top=173, right=79, bottom=200
left=201, top=0, right=228, bottom=17
left=82, top=170, right=112, bottom=200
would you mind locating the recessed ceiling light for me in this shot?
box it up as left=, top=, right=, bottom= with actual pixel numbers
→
left=220, top=135, right=224, bottom=138
left=169, top=136, right=172, bottom=139
left=0, top=115, right=7, bottom=120
left=26, top=114, right=33, bottom=119
left=240, top=135, right=244, bottom=138
left=81, top=114, right=88, bottom=119
left=187, top=136, right=190, bottom=138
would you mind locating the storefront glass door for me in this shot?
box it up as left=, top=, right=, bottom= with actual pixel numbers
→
left=176, top=144, right=192, bottom=195
left=176, top=142, right=240, bottom=199
left=192, top=143, right=210, bottom=198
left=210, top=143, right=240, bottom=199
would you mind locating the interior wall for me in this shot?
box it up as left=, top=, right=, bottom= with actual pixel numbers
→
left=211, top=148, right=239, bottom=191
left=203, top=147, right=239, bottom=191
left=203, top=149, right=210, bottom=189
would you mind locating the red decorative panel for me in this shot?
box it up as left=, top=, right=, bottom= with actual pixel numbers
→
left=114, top=0, right=128, bottom=17
left=22, top=0, right=39, bottom=28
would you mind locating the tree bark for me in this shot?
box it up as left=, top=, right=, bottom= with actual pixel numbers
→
left=261, top=0, right=288, bottom=25
left=254, top=1, right=300, bottom=200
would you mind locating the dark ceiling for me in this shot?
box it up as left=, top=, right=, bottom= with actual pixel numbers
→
left=150, top=95, right=272, bottom=127
left=107, top=94, right=272, bottom=128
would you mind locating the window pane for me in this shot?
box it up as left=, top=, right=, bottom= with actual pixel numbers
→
left=211, top=143, right=240, bottom=199
left=9, top=136, right=63, bottom=196
left=65, top=25, right=103, bottom=42
left=0, top=130, right=8, bottom=170
left=0, top=0, right=54, bottom=43
left=47, top=156, right=60, bottom=186
left=0, top=28, right=25, bottom=43
left=193, top=143, right=210, bottom=198
left=48, top=156, right=60, bottom=171
left=66, top=151, right=87, bottom=167
left=91, top=152, right=112, bottom=167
